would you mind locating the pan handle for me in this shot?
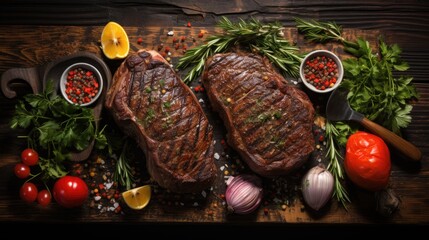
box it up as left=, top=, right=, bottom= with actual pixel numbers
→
left=1, top=67, right=41, bottom=98
left=361, top=117, right=422, bottom=161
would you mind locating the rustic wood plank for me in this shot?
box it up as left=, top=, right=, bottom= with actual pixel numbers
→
left=1, top=0, right=428, bottom=84
left=0, top=24, right=428, bottom=224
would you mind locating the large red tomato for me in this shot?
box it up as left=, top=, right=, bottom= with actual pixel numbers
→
left=345, top=131, right=391, bottom=192
left=53, top=176, right=89, bottom=208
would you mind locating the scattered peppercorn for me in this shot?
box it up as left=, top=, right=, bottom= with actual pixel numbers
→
left=137, top=37, right=143, bottom=44
left=187, top=22, right=191, bottom=27
left=157, top=44, right=164, bottom=51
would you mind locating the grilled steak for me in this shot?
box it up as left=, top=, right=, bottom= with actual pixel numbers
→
left=202, top=52, right=315, bottom=177
left=105, top=49, right=216, bottom=193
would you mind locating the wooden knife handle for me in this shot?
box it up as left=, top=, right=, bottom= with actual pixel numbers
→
left=361, top=117, right=422, bottom=161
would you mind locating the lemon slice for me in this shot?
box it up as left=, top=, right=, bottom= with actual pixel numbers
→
left=122, top=185, right=151, bottom=210
left=101, top=21, right=130, bottom=59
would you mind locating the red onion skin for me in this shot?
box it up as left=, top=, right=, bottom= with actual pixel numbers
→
left=225, top=175, right=263, bottom=214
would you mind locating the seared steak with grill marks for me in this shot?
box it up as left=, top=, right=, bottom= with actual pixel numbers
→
left=202, top=52, right=315, bottom=177
left=105, top=49, right=216, bottom=193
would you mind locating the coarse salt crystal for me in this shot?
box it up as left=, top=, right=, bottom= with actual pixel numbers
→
left=94, top=196, right=102, bottom=201
left=199, top=99, right=204, bottom=103
left=180, top=202, right=185, bottom=206
left=220, top=166, right=225, bottom=171
left=214, top=153, right=220, bottom=160
left=193, top=202, right=199, bottom=207
left=167, top=30, right=174, bottom=36
left=105, top=182, right=113, bottom=190
left=201, top=191, right=207, bottom=198
left=114, top=202, right=120, bottom=208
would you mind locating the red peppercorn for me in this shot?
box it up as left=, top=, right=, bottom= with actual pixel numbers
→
left=198, top=32, right=204, bottom=38
left=187, top=22, right=191, bottom=27
left=137, top=37, right=143, bottom=44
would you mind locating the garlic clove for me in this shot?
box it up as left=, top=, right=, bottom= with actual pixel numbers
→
left=301, top=166, right=334, bottom=211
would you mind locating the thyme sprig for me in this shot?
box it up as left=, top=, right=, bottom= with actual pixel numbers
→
left=113, top=139, right=135, bottom=190
left=177, top=16, right=302, bottom=84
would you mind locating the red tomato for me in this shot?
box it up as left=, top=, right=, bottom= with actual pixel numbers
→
left=37, top=189, right=52, bottom=206
left=53, top=176, right=88, bottom=208
left=14, top=163, right=30, bottom=179
left=21, top=148, right=39, bottom=166
left=345, top=131, right=391, bottom=191
left=20, top=182, right=38, bottom=203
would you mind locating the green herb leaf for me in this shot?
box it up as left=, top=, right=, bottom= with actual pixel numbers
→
left=177, top=17, right=302, bottom=84
left=9, top=80, right=107, bottom=182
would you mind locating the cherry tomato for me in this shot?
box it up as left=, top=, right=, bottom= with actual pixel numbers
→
left=14, top=163, right=30, bottom=179
left=21, top=148, right=39, bottom=166
left=53, top=176, right=88, bottom=208
left=345, top=131, right=391, bottom=191
left=20, top=182, right=38, bottom=203
left=37, top=189, right=52, bottom=206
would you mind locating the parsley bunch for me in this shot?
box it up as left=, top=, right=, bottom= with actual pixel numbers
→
left=10, top=81, right=107, bottom=181
left=342, top=39, right=418, bottom=137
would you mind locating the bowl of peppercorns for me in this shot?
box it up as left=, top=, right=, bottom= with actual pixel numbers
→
left=60, top=62, right=103, bottom=106
left=300, top=50, right=343, bottom=93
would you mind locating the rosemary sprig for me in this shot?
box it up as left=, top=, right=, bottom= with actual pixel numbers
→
left=177, top=16, right=302, bottom=84
left=325, top=121, right=350, bottom=208
left=295, top=17, right=357, bottom=48
left=113, top=139, right=135, bottom=190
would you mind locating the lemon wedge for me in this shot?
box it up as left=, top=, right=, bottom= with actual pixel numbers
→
left=101, top=21, right=130, bottom=59
left=122, top=185, right=151, bottom=210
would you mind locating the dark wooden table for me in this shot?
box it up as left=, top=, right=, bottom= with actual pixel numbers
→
left=0, top=0, right=428, bottom=232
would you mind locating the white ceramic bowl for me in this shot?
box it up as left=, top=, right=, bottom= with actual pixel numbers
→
left=300, top=50, right=343, bottom=93
left=60, top=62, right=103, bottom=107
